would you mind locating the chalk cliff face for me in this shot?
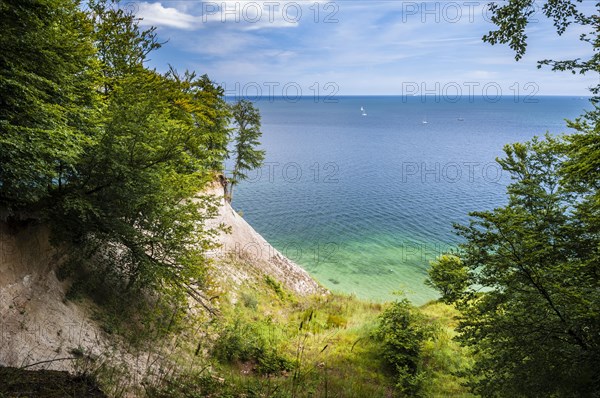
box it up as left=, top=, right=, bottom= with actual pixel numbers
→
left=204, top=184, right=325, bottom=296
left=0, top=184, right=324, bottom=371
left=0, top=222, right=106, bottom=371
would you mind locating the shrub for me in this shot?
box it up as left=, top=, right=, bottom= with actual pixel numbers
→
left=265, top=276, right=285, bottom=299
left=373, top=299, right=431, bottom=396
left=240, top=291, right=258, bottom=310
left=212, top=319, right=260, bottom=363
left=255, top=347, right=293, bottom=375
left=212, top=318, right=292, bottom=375
left=326, top=314, right=348, bottom=329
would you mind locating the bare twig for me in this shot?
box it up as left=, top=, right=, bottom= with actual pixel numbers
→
left=20, top=357, right=78, bottom=369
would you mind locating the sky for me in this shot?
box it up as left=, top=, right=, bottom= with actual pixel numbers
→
left=126, top=0, right=599, bottom=97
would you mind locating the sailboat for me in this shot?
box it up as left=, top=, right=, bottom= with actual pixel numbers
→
left=361, top=106, right=367, bottom=116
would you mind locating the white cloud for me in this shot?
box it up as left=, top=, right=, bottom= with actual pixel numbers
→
left=135, top=1, right=299, bottom=31
left=142, top=0, right=596, bottom=95
left=137, top=2, right=199, bottom=30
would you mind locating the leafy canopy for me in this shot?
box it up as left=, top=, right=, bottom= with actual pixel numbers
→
left=0, top=0, right=99, bottom=208
left=429, top=135, right=600, bottom=396
left=0, top=0, right=246, bottom=312
left=483, top=0, right=599, bottom=101
left=426, top=1, right=600, bottom=396
left=228, top=99, right=266, bottom=202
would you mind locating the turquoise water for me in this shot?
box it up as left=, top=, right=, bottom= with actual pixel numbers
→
left=229, top=96, right=590, bottom=304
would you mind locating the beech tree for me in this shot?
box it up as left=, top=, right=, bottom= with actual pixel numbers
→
left=0, top=0, right=232, bottom=311
left=483, top=0, right=599, bottom=103
left=228, top=99, right=265, bottom=202
left=0, top=0, right=99, bottom=209
left=428, top=1, right=600, bottom=396
left=429, top=136, right=600, bottom=396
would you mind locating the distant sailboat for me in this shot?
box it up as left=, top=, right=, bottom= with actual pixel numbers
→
left=361, top=106, right=367, bottom=116
left=457, top=117, right=464, bottom=121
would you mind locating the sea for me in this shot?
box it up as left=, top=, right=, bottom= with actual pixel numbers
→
left=227, top=96, right=591, bottom=305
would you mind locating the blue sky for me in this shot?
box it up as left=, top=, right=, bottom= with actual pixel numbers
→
left=130, top=0, right=599, bottom=96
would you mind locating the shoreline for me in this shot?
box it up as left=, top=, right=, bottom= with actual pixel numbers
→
left=205, top=184, right=326, bottom=297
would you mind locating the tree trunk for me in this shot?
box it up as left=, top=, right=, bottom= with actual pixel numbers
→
left=228, top=183, right=234, bottom=203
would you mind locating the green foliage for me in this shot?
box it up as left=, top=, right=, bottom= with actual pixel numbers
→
left=483, top=0, right=599, bottom=105
left=563, top=117, right=600, bottom=201
left=483, top=0, right=598, bottom=73
left=426, top=254, right=469, bottom=305
left=0, top=0, right=99, bottom=208
left=212, top=317, right=292, bottom=375
left=0, top=0, right=233, bottom=314
left=212, top=318, right=262, bottom=363
left=419, top=302, right=476, bottom=398
left=256, top=348, right=293, bottom=376
left=326, top=314, right=348, bottom=328
left=165, top=68, right=232, bottom=171
left=373, top=298, right=431, bottom=396
left=448, top=3, right=600, bottom=396
left=52, top=64, right=221, bottom=297
left=429, top=135, right=600, bottom=397
left=88, top=0, right=161, bottom=86
left=265, top=275, right=286, bottom=299
left=62, top=257, right=191, bottom=348
left=240, top=291, right=258, bottom=310
left=228, top=99, right=265, bottom=202
left=144, top=286, right=472, bottom=398
left=154, top=290, right=392, bottom=397
left=146, top=369, right=291, bottom=398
